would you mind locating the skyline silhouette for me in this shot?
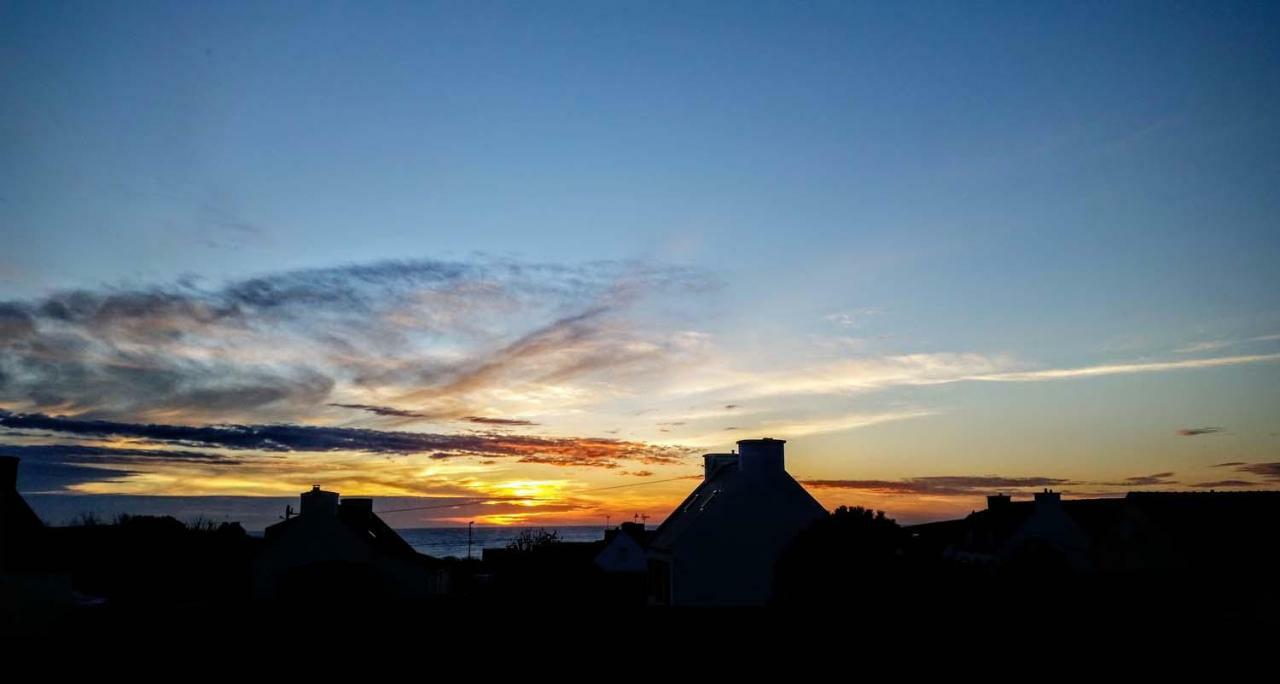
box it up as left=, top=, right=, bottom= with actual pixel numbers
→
left=2, top=2, right=1279, bottom=529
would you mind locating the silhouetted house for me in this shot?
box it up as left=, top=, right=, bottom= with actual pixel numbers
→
left=253, top=486, right=446, bottom=602
left=647, top=438, right=828, bottom=606
left=1103, top=491, right=1280, bottom=576
left=912, top=490, right=1123, bottom=573
left=0, top=456, right=74, bottom=630
left=594, top=522, right=652, bottom=574
left=0, top=456, right=43, bottom=569
left=911, top=489, right=1280, bottom=576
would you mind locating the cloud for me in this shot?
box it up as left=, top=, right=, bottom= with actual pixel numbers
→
left=825, top=308, right=882, bottom=329
left=1190, top=480, right=1261, bottom=489
left=804, top=471, right=1187, bottom=497
left=747, top=409, right=935, bottom=439
left=462, top=416, right=538, bottom=427
left=3, top=443, right=238, bottom=491
left=1103, top=472, right=1178, bottom=486
left=0, top=258, right=714, bottom=423
left=973, top=354, right=1280, bottom=383
left=1185, top=462, right=1280, bottom=489
left=1174, top=334, right=1280, bottom=354
left=329, top=403, right=426, bottom=418
left=1236, top=462, right=1280, bottom=481
left=678, top=352, right=1280, bottom=405
left=0, top=443, right=231, bottom=464
left=1174, top=341, right=1233, bottom=354
left=0, top=410, right=689, bottom=468
left=15, top=461, right=138, bottom=492
left=332, top=404, right=545, bottom=426
left=803, top=476, right=1077, bottom=497
left=1177, top=427, right=1223, bottom=436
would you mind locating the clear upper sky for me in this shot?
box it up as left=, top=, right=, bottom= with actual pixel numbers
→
left=2, top=1, right=1278, bottom=525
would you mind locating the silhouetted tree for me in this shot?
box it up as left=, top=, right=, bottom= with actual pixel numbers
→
left=505, top=528, right=560, bottom=552
left=773, top=506, right=910, bottom=607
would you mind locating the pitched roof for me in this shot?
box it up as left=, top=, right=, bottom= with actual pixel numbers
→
left=650, top=459, right=826, bottom=552
left=264, top=498, right=421, bottom=560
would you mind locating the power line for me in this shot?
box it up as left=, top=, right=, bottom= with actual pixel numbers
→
left=575, top=475, right=696, bottom=492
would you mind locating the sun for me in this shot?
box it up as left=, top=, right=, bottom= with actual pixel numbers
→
left=486, top=479, right=572, bottom=504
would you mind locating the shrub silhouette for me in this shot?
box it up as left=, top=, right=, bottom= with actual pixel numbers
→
left=773, top=505, right=910, bottom=606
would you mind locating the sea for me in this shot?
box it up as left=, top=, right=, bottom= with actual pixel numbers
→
left=397, top=526, right=609, bottom=560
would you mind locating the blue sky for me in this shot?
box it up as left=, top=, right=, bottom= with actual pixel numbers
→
left=1, top=1, right=1278, bottom=525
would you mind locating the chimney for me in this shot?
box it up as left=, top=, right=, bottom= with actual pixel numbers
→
left=737, top=438, right=785, bottom=478
left=300, top=485, right=339, bottom=517
left=1034, top=488, right=1061, bottom=507
left=703, top=453, right=737, bottom=480
left=340, top=497, right=373, bottom=520
left=0, top=456, right=17, bottom=492
left=987, top=493, right=1011, bottom=511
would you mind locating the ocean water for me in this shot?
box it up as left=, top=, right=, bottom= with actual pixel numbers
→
left=397, top=526, right=609, bottom=559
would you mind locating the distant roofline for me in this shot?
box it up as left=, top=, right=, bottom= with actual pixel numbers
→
left=736, top=437, right=785, bottom=445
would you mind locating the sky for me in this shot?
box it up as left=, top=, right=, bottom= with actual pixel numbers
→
left=1, top=1, right=1278, bottom=528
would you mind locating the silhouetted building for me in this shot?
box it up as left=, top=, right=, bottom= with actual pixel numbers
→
left=0, top=456, right=43, bottom=570
left=647, top=438, right=827, bottom=606
left=911, top=489, right=1280, bottom=576
left=1104, top=491, right=1280, bottom=575
left=0, top=456, right=74, bottom=631
left=594, top=522, right=652, bottom=574
left=253, top=486, right=446, bottom=602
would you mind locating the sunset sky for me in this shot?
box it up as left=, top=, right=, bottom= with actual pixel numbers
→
left=2, top=2, right=1278, bottom=528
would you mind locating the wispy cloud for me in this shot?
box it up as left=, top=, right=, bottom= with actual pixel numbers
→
left=1190, top=480, right=1260, bottom=489
left=1237, top=462, right=1280, bottom=480
left=675, top=352, right=1280, bottom=405
left=825, top=308, right=883, bottom=329
left=329, top=403, right=427, bottom=418
left=1101, top=472, right=1178, bottom=486
left=972, top=354, right=1280, bottom=383
left=1177, top=427, right=1223, bottom=437
left=748, top=409, right=935, bottom=439
left=803, top=475, right=1077, bottom=496
left=1191, top=462, right=1280, bottom=488
left=1174, top=334, right=1280, bottom=354
left=803, top=471, right=1191, bottom=497
left=0, top=410, right=691, bottom=468
left=462, top=416, right=539, bottom=427
left=0, top=258, right=714, bottom=423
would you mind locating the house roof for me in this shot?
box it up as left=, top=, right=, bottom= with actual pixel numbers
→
left=909, top=490, right=1280, bottom=559
left=909, top=497, right=1127, bottom=553
left=649, top=458, right=827, bottom=552
left=265, top=498, right=423, bottom=561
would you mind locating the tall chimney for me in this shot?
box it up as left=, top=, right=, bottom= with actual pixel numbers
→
left=703, top=453, right=737, bottom=480
left=737, top=438, right=785, bottom=478
left=300, top=485, right=339, bottom=517
left=340, top=497, right=373, bottom=520
left=1033, top=489, right=1061, bottom=507
left=0, top=456, right=17, bottom=492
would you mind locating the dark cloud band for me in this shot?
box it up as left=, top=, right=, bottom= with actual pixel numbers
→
left=0, top=410, right=688, bottom=468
